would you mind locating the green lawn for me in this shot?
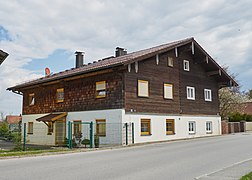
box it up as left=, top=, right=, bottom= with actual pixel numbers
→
left=241, top=172, right=252, bottom=180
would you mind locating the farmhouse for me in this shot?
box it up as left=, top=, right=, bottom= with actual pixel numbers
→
left=7, top=37, right=237, bottom=146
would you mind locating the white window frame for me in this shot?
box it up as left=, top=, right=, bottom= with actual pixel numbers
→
left=183, top=60, right=190, bottom=71
left=204, top=89, right=212, bottom=102
left=188, top=121, right=196, bottom=134
left=164, top=83, right=173, bottom=99
left=186, top=86, right=195, bottom=100
left=206, top=121, right=212, bottom=133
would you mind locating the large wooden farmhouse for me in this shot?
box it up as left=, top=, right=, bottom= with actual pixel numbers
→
left=8, top=37, right=237, bottom=146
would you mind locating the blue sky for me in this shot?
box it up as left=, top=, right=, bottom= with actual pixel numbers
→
left=0, top=0, right=252, bottom=115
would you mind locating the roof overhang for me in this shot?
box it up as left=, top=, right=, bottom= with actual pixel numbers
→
left=0, top=49, right=9, bottom=65
left=36, top=112, right=68, bottom=122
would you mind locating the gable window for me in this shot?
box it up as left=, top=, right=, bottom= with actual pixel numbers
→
left=48, top=122, right=53, bottom=135
left=138, top=80, right=149, bottom=97
left=186, top=86, right=195, bottom=100
left=96, top=119, right=106, bottom=136
left=166, top=119, right=175, bottom=135
left=188, top=121, right=196, bottom=134
left=29, top=93, right=35, bottom=106
left=206, top=121, right=212, bottom=133
left=167, top=57, right=174, bottom=67
left=164, top=83, right=173, bottom=99
left=28, top=122, right=33, bottom=134
left=141, top=119, right=151, bottom=135
left=204, top=89, right=212, bottom=101
left=183, top=60, right=190, bottom=71
left=73, top=120, right=82, bottom=137
left=56, top=88, right=64, bottom=103
left=96, top=81, right=106, bottom=98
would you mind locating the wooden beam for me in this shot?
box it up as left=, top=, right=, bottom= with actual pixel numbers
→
left=207, top=69, right=222, bottom=76
left=191, top=42, right=194, bottom=55
left=156, top=54, right=159, bottom=65
left=135, top=61, right=138, bottom=73
left=51, top=112, right=68, bottom=121
left=205, top=56, right=209, bottom=64
left=128, top=64, right=131, bottom=72
left=175, top=47, right=178, bottom=57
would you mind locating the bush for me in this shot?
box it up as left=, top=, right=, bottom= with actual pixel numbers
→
left=229, top=112, right=252, bottom=122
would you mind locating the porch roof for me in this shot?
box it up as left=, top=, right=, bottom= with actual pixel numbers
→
left=36, top=112, right=67, bottom=122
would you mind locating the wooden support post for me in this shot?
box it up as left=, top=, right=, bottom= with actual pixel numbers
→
left=175, top=47, right=178, bottom=57
left=192, top=41, right=195, bottom=55
left=156, top=54, right=159, bottom=65
left=128, top=64, right=131, bottom=72
left=135, top=61, right=138, bottom=73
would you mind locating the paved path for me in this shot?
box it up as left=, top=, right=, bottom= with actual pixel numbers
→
left=1, top=133, right=252, bottom=180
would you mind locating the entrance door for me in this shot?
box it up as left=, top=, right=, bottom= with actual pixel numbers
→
left=55, top=119, right=66, bottom=145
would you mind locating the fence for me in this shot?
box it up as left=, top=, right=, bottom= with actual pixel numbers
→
left=19, top=121, right=134, bottom=151
left=221, top=120, right=246, bottom=134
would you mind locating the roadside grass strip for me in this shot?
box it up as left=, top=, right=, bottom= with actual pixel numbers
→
left=240, top=172, right=252, bottom=180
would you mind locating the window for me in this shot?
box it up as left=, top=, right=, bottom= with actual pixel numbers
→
left=168, top=57, right=174, bottom=67
left=166, top=119, right=175, bottom=135
left=204, top=89, right=212, bottom=101
left=29, top=93, right=35, bottom=106
left=138, top=80, right=149, bottom=97
left=187, top=86, right=195, bottom=100
left=96, top=81, right=106, bottom=98
left=28, top=122, right=33, bottom=134
left=141, top=119, right=151, bottom=135
left=96, top=119, right=106, bottom=136
left=73, top=120, right=82, bottom=137
left=48, top=122, right=53, bottom=135
left=164, top=83, right=173, bottom=99
left=188, top=121, right=196, bottom=134
left=183, top=60, right=190, bottom=71
left=56, top=88, right=64, bottom=103
left=206, top=121, right=212, bottom=133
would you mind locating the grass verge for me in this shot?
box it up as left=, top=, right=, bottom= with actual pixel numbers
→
left=0, top=149, right=69, bottom=157
left=240, top=172, right=252, bottom=180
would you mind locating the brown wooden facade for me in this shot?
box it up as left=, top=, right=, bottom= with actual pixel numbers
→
left=21, top=43, right=221, bottom=116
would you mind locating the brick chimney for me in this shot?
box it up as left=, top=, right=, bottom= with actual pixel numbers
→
left=115, top=47, right=127, bottom=57
left=75, top=51, right=84, bottom=68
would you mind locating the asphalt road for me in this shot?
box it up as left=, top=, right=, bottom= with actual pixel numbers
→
left=1, top=133, right=252, bottom=180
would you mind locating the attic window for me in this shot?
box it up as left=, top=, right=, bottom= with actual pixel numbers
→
left=96, top=81, right=106, bottom=98
left=167, top=57, right=174, bottom=67
left=183, top=60, right=190, bottom=71
left=138, top=80, right=149, bottom=97
left=56, top=88, right=64, bottom=103
left=29, top=93, right=35, bottom=106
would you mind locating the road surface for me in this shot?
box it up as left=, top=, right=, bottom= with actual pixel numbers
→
left=1, top=133, right=252, bottom=180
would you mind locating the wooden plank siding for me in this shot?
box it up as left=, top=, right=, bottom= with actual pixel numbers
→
left=124, top=45, right=219, bottom=115
left=22, top=71, right=124, bottom=115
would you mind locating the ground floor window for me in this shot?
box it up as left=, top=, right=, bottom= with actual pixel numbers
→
left=141, top=119, right=151, bottom=136
left=166, top=119, right=175, bottom=135
left=96, top=119, right=106, bottom=136
left=206, top=121, right=212, bottom=133
left=28, top=122, right=33, bottom=134
left=188, top=121, right=196, bottom=134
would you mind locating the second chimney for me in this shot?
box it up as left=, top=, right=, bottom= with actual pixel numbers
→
left=115, top=47, right=127, bottom=57
left=75, top=51, right=84, bottom=68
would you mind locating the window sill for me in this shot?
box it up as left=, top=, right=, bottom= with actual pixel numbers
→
left=189, top=133, right=196, bottom=135
left=166, top=133, right=175, bottom=135
left=141, top=134, right=152, bottom=136
left=27, top=133, right=33, bottom=135
left=206, top=132, right=213, bottom=134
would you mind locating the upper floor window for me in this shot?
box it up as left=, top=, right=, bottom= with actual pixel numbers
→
left=186, top=86, right=195, bottom=100
left=96, top=81, right=106, bottom=98
left=183, top=60, right=190, bottom=71
left=56, top=88, right=64, bottom=103
left=138, top=80, right=149, bottom=97
left=164, top=83, right=173, bottom=99
left=167, top=57, right=174, bottom=67
left=29, top=93, right=35, bottom=106
left=204, top=89, right=212, bottom=101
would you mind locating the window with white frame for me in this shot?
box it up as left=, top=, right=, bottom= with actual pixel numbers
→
left=188, top=121, right=196, bottom=134
left=204, top=89, right=212, bottom=101
left=206, top=121, right=212, bottom=133
left=187, top=86, right=195, bottom=100
left=183, top=60, right=190, bottom=71
left=164, top=83, right=173, bottom=99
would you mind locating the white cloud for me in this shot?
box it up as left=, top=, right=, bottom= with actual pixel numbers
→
left=0, top=0, right=252, bottom=115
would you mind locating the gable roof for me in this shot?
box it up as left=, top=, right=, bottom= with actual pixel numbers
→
left=7, top=37, right=238, bottom=93
left=0, top=49, right=9, bottom=65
